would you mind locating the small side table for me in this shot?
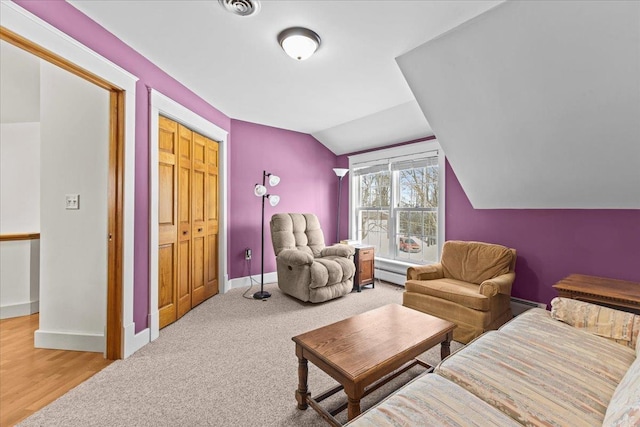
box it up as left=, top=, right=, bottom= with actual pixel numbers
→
left=552, top=274, right=640, bottom=314
left=353, top=245, right=375, bottom=292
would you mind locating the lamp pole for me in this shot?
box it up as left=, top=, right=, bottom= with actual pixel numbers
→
left=336, top=176, right=343, bottom=243
left=333, top=168, right=349, bottom=243
left=254, top=171, right=271, bottom=300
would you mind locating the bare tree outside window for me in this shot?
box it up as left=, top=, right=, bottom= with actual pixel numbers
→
left=355, top=158, right=439, bottom=264
left=357, top=171, right=390, bottom=257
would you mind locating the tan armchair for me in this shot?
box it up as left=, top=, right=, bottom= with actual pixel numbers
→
left=403, top=240, right=516, bottom=343
left=270, top=213, right=355, bottom=303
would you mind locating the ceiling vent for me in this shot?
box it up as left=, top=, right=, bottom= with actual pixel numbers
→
left=219, top=0, right=261, bottom=17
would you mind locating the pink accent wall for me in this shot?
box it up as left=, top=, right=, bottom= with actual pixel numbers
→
left=15, top=0, right=231, bottom=332
left=229, top=120, right=340, bottom=279
left=445, top=161, right=640, bottom=305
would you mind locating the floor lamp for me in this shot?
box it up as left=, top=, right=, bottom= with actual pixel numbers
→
left=333, top=168, right=349, bottom=243
left=253, top=171, right=280, bottom=300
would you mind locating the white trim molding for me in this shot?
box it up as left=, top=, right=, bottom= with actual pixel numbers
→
left=149, top=89, right=229, bottom=342
left=227, top=272, right=278, bottom=290
left=34, top=330, right=105, bottom=353
left=348, top=139, right=446, bottom=265
left=0, top=300, right=39, bottom=320
left=2, top=1, right=138, bottom=358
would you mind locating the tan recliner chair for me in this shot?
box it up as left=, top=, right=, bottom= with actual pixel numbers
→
left=270, top=213, right=356, bottom=303
left=403, top=240, right=516, bottom=343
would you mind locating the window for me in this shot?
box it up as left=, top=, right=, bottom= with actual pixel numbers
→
left=349, top=141, right=444, bottom=267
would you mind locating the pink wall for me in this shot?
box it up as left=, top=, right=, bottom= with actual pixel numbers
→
left=445, top=161, right=640, bottom=305
left=15, top=0, right=232, bottom=332
left=229, top=120, right=340, bottom=279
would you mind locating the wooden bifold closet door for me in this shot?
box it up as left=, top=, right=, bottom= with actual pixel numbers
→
left=158, top=116, right=219, bottom=329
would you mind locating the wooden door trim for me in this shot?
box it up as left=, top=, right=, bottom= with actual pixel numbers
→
left=1, top=27, right=124, bottom=359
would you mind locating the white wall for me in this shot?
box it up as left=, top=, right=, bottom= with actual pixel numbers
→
left=0, top=122, right=41, bottom=233
left=35, top=61, right=109, bottom=352
left=0, top=40, right=40, bottom=124
left=0, top=240, right=39, bottom=319
left=0, top=43, right=41, bottom=319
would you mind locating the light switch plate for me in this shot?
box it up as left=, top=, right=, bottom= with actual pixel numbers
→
left=65, top=194, right=80, bottom=210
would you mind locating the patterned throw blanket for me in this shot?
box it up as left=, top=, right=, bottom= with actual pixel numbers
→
left=551, top=297, right=640, bottom=349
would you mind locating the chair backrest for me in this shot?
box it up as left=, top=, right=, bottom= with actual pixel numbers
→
left=270, top=213, right=326, bottom=257
left=441, top=240, right=515, bottom=285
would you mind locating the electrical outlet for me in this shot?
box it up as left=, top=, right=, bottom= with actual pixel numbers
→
left=65, top=194, right=80, bottom=210
left=245, top=248, right=252, bottom=260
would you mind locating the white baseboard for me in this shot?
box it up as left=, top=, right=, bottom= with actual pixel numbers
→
left=222, top=273, right=230, bottom=293
left=0, top=300, right=39, bottom=319
left=148, top=310, right=159, bottom=341
left=124, top=327, right=150, bottom=358
left=34, top=329, right=104, bottom=353
left=228, top=272, right=278, bottom=290
left=123, top=321, right=150, bottom=358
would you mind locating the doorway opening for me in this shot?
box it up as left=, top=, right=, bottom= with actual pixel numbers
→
left=1, top=27, right=124, bottom=359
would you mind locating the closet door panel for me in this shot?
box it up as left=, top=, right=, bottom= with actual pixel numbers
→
left=158, top=117, right=178, bottom=328
left=176, top=125, right=192, bottom=319
left=191, top=134, right=207, bottom=306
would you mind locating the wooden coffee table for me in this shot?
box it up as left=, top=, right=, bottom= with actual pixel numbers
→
left=292, top=304, right=455, bottom=425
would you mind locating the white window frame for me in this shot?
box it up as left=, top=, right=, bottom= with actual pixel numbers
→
left=348, top=140, right=445, bottom=276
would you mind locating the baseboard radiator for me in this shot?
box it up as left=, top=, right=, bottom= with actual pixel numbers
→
left=373, top=258, right=412, bottom=286
left=374, top=268, right=406, bottom=286
left=510, top=297, right=547, bottom=316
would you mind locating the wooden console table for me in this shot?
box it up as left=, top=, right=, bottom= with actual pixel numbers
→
left=552, top=274, right=640, bottom=314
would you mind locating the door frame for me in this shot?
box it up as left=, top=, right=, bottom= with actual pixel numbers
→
left=1, top=2, right=138, bottom=359
left=149, top=89, right=228, bottom=341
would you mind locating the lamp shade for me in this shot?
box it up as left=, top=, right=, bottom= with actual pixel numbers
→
left=268, top=174, right=280, bottom=186
left=268, top=195, right=280, bottom=206
left=333, top=168, right=349, bottom=178
left=278, top=27, right=320, bottom=61
left=254, top=184, right=267, bottom=197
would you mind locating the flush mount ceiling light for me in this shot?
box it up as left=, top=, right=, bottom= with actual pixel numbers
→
left=277, top=27, right=321, bottom=61
left=218, top=0, right=260, bottom=17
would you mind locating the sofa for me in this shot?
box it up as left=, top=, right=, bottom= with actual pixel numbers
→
left=404, top=240, right=516, bottom=344
left=348, top=298, right=640, bottom=426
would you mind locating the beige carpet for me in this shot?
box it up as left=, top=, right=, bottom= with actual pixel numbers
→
left=20, top=282, right=462, bottom=426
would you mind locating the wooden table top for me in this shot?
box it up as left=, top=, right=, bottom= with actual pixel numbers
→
left=552, top=274, right=640, bottom=304
left=292, top=304, right=455, bottom=382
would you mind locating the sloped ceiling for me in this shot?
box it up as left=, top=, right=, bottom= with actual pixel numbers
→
left=397, top=0, right=640, bottom=209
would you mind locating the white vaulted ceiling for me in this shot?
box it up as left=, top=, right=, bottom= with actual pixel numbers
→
left=67, top=0, right=503, bottom=155
left=398, top=0, right=640, bottom=209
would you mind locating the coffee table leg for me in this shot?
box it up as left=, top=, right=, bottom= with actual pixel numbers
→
left=441, top=330, right=453, bottom=360
left=296, top=356, right=310, bottom=410
left=347, top=396, right=361, bottom=420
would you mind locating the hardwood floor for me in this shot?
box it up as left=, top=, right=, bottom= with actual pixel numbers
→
left=0, top=314, right=112, bottom=426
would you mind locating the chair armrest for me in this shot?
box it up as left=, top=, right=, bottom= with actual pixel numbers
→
left=278, top=249, right=314, bottom=266
left=479, top=272, right=515, bottom=297
left=407, top=264, right=444, bottom=281
left=321, top=244, right=355, bottom=258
